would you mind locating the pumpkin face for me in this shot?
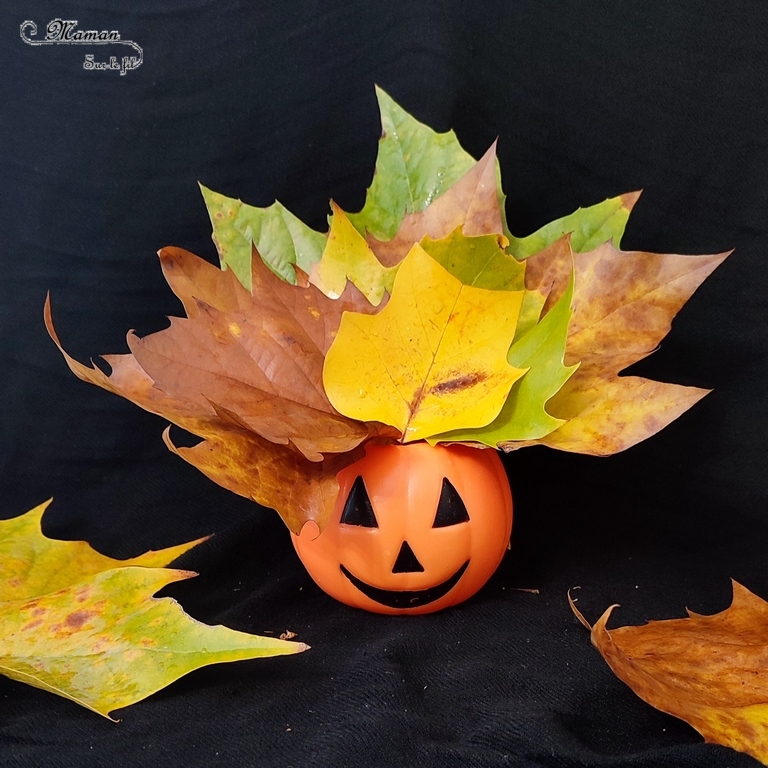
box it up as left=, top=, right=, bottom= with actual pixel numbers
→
left=292, top=442, right=513, bottom=615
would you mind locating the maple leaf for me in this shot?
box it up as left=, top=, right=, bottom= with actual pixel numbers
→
left=346, top=86, right=478, bottom=242
left=200, top=184, right=326, bottom=290
left=571, top=582, right=768, bottom=766
left=308, top=203, right=396, bottom=305
left=322, top=244, right=527, bottom=442
left=46, top=246, right=394, bottom=533
left=507, top=191, right=641, bottom=258
left=419, top=229, right=525, bottom=292
left=501, top=240, right=730, bottom=455
left=0, top=501, right=306, bottom=719
left=365, top=143, right=505, bottom=267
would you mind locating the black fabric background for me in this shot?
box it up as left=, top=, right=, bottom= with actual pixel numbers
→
left=2, top=1, right=767, bottom=766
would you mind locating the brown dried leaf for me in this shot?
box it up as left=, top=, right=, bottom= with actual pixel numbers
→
left=571, top=583, right=768, bottom=765
left=162, top=428, right=361, bottom=533
left=502, top=241, right=729, bottom=455
left=366, top=144, right=504, bottom=267
left=127, top=299, right=370, bottom=461
left=45, top=246, right=395, bottom=531
left=158, top=245, right=255, bottom=317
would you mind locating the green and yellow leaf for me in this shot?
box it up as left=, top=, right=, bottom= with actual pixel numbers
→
left=419, top=229, right=525, bottom=292
left=308, top=203, right=396, bottom=305
left=200, top=184, right=326, bottom=290
left=0, top=502, right=307, bottom=719
left=507, top=191, right=640, bottom=260
left=346, top=86, right=477, bottom=241
left=323, top=244, right=526, bottom=442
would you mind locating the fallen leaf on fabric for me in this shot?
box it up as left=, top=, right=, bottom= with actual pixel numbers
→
left=570, top=582, right=768, bottom=766
left=367, top=144, right=505, bottom=267
left=501, top=241, right=730, bottom=455
left=346, top=86, right=477, bottom=241
left=507, top=191, right=640, bottom=259
left=45, top=246, right=395, bottom=532
left=200, top=184, right=326, bottom=290
left=0, top=501, right=307, bottom=719
left=308, top=203, right=396, bottom=305
left=0, top=500, right=205, bottom=600
left=323, top=244, right=526, bottom=441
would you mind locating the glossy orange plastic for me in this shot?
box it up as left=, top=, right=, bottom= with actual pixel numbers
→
left=292, top=442, right=513, bottom=615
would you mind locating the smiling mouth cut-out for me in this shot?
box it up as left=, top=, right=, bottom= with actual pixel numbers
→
left=340, top=561, right=470, bottom=609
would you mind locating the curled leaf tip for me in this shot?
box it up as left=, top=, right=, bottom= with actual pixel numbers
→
left=567, top=588, right=593, bottom=630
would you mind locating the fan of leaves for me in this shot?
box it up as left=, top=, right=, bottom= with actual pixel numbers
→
left=47, top=87, right=728, bottom=534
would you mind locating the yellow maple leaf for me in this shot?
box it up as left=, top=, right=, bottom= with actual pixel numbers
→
left=322, top=244, right=527, bottom=442
left=309, top=203, right=396, bottom=305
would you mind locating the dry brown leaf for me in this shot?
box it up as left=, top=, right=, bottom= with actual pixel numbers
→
left=127, top=299, right=370, bottom=461
left=159, top=245, right=255, bottom=317
left=571, top=582, right=768, bottom=766
left=502, top=241, right=729, bottom=455
left=162, top=427, right=362, bottom=533
left=366, top=143, right=504, bottom=267
left=45, top=246, right=396, bottom=532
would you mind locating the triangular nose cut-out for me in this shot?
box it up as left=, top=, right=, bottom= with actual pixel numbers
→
left=340, top=476, right=378, bottom=527
left=392, top=541, right=425, bottom=573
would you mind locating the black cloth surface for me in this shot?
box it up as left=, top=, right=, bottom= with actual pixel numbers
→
left=2, top=1, right=768, bottom=766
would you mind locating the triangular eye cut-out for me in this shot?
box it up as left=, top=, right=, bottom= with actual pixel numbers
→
left=433, top=478, right=470, bottom=528
left=340, top=476, right=378, bottom=527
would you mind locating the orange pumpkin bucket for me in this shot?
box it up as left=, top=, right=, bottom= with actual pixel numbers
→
left=293, top=442, right=512, bottom=615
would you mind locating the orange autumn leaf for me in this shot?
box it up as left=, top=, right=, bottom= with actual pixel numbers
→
left=571, top=582, right=768, bottom=766
left=501, top=240, right=729, bottom=455
left=162, top=426, right=363, bottom=534
left=45, top=247, right=397, bottom=533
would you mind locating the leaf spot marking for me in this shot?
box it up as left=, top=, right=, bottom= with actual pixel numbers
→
left=65, top=610, right=96, bottom=630
left=430, top=372, right=488, bottom=396
left=22, top=619, right=44, bottom=632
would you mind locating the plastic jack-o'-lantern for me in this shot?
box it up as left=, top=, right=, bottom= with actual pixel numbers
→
left=293, top=442, right=513, bottom=615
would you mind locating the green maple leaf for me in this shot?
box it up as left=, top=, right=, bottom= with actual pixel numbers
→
left=200, top=184, right=325, bottom=290
left=346, top=86, right=478, bottom=241
left=419, top=230, right=525, bottom=291
left=506, top=191, right=640, bottom=259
